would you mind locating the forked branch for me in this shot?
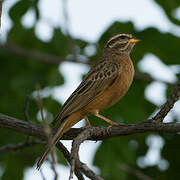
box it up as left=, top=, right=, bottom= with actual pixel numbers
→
left=0, top=80, right=180, bottom=179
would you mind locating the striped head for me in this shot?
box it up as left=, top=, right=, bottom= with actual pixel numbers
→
left=104, top=33, right=140, bottom=55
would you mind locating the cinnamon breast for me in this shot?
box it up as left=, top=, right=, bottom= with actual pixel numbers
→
left=83, top=56, right=134, bottom=113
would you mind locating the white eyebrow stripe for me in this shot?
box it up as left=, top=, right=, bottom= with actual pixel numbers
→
left=109, top=41, right=129, bottom=49
left=107, top=33, right=131, bottom=44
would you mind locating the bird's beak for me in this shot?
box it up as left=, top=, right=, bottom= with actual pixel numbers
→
left=128, top=37, right=141, bottom=43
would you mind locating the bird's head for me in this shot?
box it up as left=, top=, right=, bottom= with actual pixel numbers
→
left=104, top=33, right=140, bottom=55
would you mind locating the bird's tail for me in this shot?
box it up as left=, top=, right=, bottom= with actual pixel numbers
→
left=37, top=111, right=82, bottom=170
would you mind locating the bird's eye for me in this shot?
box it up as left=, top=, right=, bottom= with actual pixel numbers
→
left=120, top=35, right=127, bottom=39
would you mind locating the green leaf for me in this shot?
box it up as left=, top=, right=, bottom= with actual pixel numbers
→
left=154, top=0, right=180, bottom=26
left=9, top=0, right=32, bottom=24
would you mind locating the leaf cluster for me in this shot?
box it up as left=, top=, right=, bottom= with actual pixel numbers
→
left=0, top=0, right=180, bottom=179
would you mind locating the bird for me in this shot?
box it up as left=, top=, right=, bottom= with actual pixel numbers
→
left=37, top=33, right=140, bottom=169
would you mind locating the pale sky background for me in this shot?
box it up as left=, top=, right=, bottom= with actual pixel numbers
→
left=1, top=0, right=180, bottom=179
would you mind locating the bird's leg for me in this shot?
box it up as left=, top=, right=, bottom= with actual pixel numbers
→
left=85, top=116, right=91, bottom=127
left=93, top=110, right=118, bottom=126
left=82, top=116, right=91, bottom=129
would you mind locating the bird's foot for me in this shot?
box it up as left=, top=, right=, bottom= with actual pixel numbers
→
left=107, top=122, right=125, bottom=134
left=82, top=124, right=92, bottom=130
left=82, top=116, right=92, bottom=129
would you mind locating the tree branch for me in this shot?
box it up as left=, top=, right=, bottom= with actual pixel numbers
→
left=56, top=142, right=85, bottom=180
left=152, top=80, right=180, bottom=122
left=0, top=113, right=83, bottom=140
left=68, top=80, right=180, bottom=177
left=36, top=86, right=59, bottom=180
left=0, top=43, right=174, bottom=86
left=119, top=163, right=153, bottom=180
left=0, top=80, right=180, bottom=179
left=1, top=113, right=180, bottom=141
left=0, top=140, right=45, bottom=152
left=0, top=43, right=66, bottom=64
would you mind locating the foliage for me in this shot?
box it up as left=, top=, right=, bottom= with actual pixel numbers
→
left=0, top=0, right=180, bottom=179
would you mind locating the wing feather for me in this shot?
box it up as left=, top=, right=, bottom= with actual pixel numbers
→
left=52, top=60, right=120, bottom=125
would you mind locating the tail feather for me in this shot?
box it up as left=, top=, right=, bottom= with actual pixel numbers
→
left=37, top=121, right=67, bottom=170
left=37, top=111, right=82, bottom=170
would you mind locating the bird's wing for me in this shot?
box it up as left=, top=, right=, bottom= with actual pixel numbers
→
left=52, top=60, right=120, bottom=125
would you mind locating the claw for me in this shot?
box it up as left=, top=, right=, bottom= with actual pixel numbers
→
left=107, top=122, right=125, bottom=134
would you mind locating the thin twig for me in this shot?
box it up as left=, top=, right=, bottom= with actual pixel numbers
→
left=36, top=85, right=51, bottom=137
left=36, top=86, right=58, bottom=179
left=56, top=142, right=85, bottom=180
left=134, top=72, right=173, bottom=86
left=152, top=80, right=180, bottom=122
left=51, top=153, right=58, bottom=180
left=23, top=94, right=32, bottom=142
left=0, top=43, right=85, bottom=64
left=1, top=43, right=65, bottom=64
left=36, top=86, right=46, bottom=128
left=0, top=140, right=45, bottom=152
left=23, top=95, right=30, bottom=122
left=70, top=127, right=104, bottom=180
left=119, top=163, right=153, bottom=180
left=0, top=43, right=174, bottom=87
left=40, top=169, right=46, bottom=180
